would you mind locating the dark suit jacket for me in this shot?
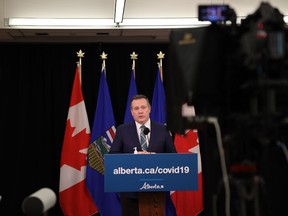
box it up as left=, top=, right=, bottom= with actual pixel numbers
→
left=110, top=120, right=176, bottom=154
left=109, top=120, right=177, bottom=199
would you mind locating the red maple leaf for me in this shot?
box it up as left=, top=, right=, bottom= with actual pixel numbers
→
left=175, top=130, right=199, bottom=153
left=60, top=119, right=90, bottom=171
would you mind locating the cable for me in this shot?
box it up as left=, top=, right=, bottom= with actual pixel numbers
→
left=207, top=117, right=231, bottom=216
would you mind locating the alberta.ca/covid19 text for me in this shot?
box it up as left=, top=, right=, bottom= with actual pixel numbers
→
left=112, top=166, right=190, bottom=175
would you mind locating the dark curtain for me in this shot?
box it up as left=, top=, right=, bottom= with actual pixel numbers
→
left=0, top=42, right=170, bottom=215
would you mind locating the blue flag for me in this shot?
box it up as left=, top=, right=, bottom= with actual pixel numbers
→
left=86, top=68, right=122, bottom=216
left=151, top=66, right=177, bottom=216
left=151, top=66, right=166, bottom=124
left=123, top=69, right=138, bottom=123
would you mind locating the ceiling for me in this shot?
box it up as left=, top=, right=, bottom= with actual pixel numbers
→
left=0, top=0, right=287, bottom=43
left=0, top=28, right=173, bottom=43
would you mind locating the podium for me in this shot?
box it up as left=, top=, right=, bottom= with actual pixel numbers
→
left=104, top=153, right=198, bottom=216
left=139, top=191, right=166, bottom=216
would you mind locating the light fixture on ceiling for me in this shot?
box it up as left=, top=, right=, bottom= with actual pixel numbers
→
left=114, top=0, right=126, bottom=24
left=121, top=18, right=211, bottom=28
left=7, top=18, right=115, bottom=28
left=7, top=16, right=288, bottom=29
left=7, top=17, right=210, bottom=29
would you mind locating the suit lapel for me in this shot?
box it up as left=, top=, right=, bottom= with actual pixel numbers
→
left=129, top=122, right=142, bottom=148
left=147, top=122, right=154, bottom=150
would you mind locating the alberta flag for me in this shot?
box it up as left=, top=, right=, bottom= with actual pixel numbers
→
left=59, top=64, right=97, bottom=216
left=86, top=66, right=122, bottom=216
left=123, top=68, right=138, bottom=123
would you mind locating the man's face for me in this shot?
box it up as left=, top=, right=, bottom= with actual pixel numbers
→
left=131, top=98, right=151, bottom=124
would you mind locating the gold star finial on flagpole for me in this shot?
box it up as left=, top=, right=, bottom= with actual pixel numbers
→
left=130, top=51, right=138, bottom=60
left=77, top=49, right=85, bottom=66
left=130, top=51, right=138, bottom=75
left=157, top=51, right=165, bottom=81
left=76, top=49, right=85, bottom=84
left=100, top=51, right=108, bottom=70
left=157, top=51, right=165, bottom=67
left=100, top=51, right=108, bottom=60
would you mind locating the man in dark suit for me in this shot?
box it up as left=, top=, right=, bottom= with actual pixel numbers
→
left=109, top=94, right=176, bottom=216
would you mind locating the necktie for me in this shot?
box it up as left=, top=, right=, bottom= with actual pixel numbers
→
left=140, top=125, right=148, bottom=151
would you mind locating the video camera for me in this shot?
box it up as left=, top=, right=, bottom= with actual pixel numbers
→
left=166, top=2, right=288, bottom=134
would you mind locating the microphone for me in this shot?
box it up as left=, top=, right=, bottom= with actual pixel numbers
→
left=143, top=127, right=150, bottom=135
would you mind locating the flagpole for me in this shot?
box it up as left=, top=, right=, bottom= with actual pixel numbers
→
left=123, top=52, right=139, bottom=123
left=77, top=49, right=85, bottom=84
left=100, top=51, right=108, bottom=76
left=157, top=51, right=165, bottom=82
left=130, top=51, right=138, bottom=78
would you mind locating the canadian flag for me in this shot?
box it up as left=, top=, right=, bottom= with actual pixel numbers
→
left=59, top=65, right=97, bottom=216
left=171, top=127, right=203, bottom=216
